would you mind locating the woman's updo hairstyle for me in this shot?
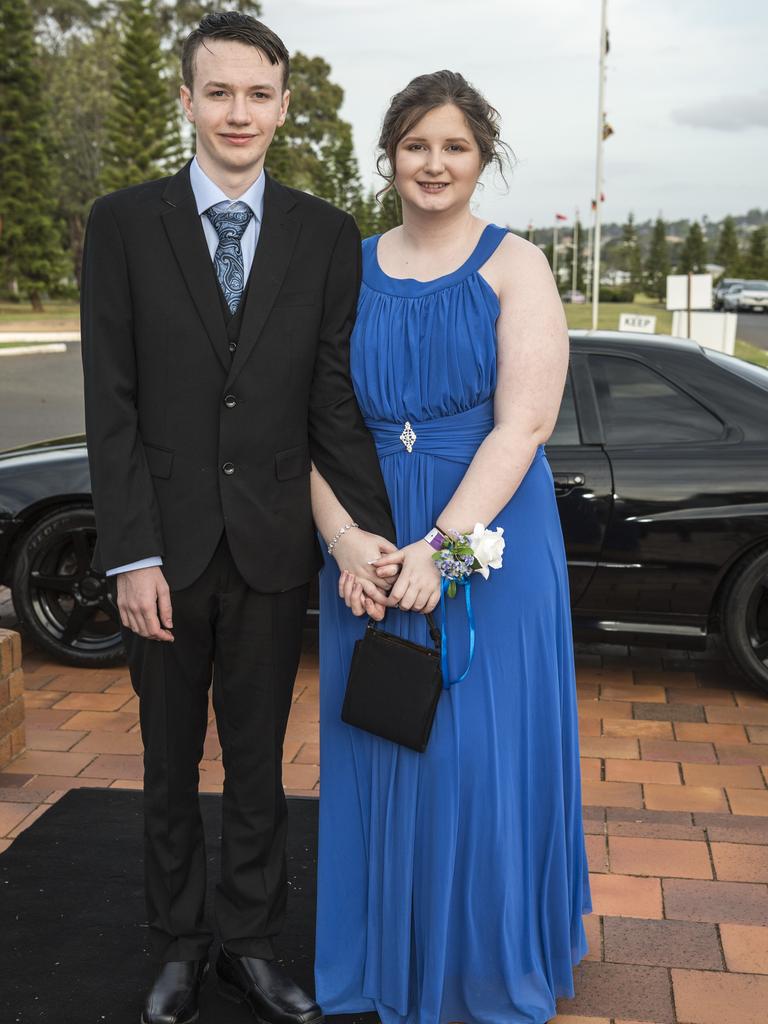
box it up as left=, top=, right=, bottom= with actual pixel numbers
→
left=376, top=70, right=511, bottom=200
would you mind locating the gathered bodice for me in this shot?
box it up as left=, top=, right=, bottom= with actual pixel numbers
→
left=350, top=224, right=508, bottom=423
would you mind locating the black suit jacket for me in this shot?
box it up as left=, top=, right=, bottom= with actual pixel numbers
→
left=80, top=160, right=395, bottom=592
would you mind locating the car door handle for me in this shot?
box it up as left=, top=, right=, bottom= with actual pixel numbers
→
left=553, top=472, right=585, bottom=494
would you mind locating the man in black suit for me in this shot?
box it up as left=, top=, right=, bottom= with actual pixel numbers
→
left=81, top=13, right=395, bottom=1024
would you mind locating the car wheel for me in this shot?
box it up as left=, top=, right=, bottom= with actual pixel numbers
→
left=11, top=506, right=125, bottom=668
left=720, top=544, right=768, bottom=694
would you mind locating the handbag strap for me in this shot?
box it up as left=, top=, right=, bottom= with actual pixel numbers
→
left=365, top=611, right=442, bottom=652
left=365, top=603, right=477, bottom=688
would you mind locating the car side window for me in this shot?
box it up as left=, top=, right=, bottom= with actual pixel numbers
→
left=548, top=370, right=581, bottom=445
left=589, top=354, right=724, bottom=445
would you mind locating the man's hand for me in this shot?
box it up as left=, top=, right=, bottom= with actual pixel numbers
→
left=116, top=566, right=174, bottom=641
left=338, top=571, right=395, bottom=621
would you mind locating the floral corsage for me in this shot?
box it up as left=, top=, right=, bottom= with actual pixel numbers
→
left=430, top=524, right=504, bottom=688
left=432, top=523, right=505, bottom=596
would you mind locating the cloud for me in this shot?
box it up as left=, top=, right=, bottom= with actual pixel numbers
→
left=671, top=91, right=768, bottom=132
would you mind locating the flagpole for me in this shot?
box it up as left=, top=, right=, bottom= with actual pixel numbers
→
left=572, top=207, right=579, bottom=294
left=552, top=222, right=559, bottom=285
left=591, top=0, right=608, bottom=331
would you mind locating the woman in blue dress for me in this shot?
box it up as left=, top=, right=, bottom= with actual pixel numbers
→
left=309, top=71, right=591, bottom=1024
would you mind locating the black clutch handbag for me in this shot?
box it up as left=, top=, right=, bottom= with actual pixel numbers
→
left=341, top=612, right=443, bottom=752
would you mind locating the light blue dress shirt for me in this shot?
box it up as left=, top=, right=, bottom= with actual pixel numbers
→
left=106, top=157, right=266, bottom=577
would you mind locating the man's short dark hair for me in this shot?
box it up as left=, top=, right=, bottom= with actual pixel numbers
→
left=181, top=12, right=290, bottom=92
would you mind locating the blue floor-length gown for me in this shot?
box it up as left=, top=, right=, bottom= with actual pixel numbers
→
left=314, top=225, right=592, bottom=1024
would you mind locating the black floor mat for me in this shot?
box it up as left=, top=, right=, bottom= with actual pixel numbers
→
left=0, top=788, right=378, bottom=1023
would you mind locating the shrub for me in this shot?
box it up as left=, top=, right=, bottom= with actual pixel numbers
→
left=600, top=286, right=636, bottom=303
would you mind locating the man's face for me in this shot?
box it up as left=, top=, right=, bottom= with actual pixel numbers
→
left=180, top=39, right=289, bottom=180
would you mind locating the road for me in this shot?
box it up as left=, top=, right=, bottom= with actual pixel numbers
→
left=0, top=343, right=85, bottom=450
left=736, top=312, right=768, bottom=351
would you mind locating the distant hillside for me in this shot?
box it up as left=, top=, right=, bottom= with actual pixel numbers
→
left=516, top=209, right=767, bottom=248
left=513, top=209, right=768, bottom=277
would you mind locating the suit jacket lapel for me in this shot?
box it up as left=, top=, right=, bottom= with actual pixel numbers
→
left=226, top=173, right=300, bottom=387
left=160, top=161, right=230, bottom=371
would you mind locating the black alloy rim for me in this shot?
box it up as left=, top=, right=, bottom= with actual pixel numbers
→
left=27, top=525, right=122, bottom=652
left=746, top=571, right=768, bottom=670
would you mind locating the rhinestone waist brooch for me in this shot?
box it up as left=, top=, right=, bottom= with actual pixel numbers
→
left=400, top=421, right=417, bottom=453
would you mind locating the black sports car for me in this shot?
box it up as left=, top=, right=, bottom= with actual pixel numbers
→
left=1, top=332, right=768, bottom=691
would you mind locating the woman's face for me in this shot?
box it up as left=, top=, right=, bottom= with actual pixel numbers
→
left=393, top=103, right=483, bottom=215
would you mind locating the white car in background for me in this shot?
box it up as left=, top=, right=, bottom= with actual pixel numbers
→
left=724, top=280, right=768, bottom=312
left=713, top=277, right=744, bottom=309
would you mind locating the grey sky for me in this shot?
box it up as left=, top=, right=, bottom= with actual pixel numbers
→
left=263, top=0, right=767, bottom=228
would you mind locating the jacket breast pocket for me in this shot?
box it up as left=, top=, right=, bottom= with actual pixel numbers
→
left=275, top=443, right=311, bottom=481
left=144, top=442, right=174, bottom=479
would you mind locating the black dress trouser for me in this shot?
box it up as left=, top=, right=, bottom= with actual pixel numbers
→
left=123, top=534, right=309, bottom=963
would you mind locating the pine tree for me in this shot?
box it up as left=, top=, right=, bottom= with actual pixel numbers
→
left=677, top=221, right=708, bottom=274
left=742, top=226, right=768, bottom=280
left=619, top=212, right=644, bottom=295
left=645, top=217, right=670, bottom=302
left=374, top=188, right=402, bottom=233
left=714, top=215, right=741, bottom=277
left=0, top=0, right=69, bottom=309
left=319, top=121, right=365, bottom=213
left=102, top=0, right=183, bottom=192
left=48, top=22, right=119, bottom=287
left=156, top=0, right=263, bottom=57
left=351, top=189, right=382, bottom=239
left=267, top=52, right=367, bottom=218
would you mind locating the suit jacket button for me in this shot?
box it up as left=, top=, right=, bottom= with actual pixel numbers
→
left=229, top=340, right=237, bottom=353
left=222, top=462, right=235, bottom=475
left=224, top=394, right=237, bottom=408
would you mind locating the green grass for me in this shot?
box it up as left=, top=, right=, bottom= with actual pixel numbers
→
left=563, top=293, right=673, bottom=333
left=735, top=340, right=768, bottom=368
left=0, top=300, right=79, bottom=322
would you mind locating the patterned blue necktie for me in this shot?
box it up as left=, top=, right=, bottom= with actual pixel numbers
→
left=205, top=200, right=254, bottom=315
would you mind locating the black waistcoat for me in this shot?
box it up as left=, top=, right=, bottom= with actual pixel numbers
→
left=215, top=268, right=253, bottom=353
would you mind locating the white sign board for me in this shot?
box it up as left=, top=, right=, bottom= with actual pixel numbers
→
left=666, top=273, right=713, bottom=311
left=618, top=313, right=657, bottom=334
left=671, top=311, right=736, bottom=354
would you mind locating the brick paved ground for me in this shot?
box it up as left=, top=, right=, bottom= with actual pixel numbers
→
left=1, top=600, right=767, bottom=1022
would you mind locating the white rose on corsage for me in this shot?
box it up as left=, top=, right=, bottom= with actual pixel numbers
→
left=431, top=524, right=505, bottom=596
left=468, top=523, right=505, bottom=579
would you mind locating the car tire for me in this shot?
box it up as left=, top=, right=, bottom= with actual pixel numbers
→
left=11, top=506, right=126, bottom=668
left=720, top=544, right=768, bottom=694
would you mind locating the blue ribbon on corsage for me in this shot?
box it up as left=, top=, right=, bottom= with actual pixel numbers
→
left=439, top=576, right=476, bottom=689
left=430, top=524, right=505, bottom=689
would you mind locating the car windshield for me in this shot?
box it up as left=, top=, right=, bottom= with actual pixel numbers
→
left=704, top=350, right=768, bottom=391
left=744, top=281, right=768, bottom=291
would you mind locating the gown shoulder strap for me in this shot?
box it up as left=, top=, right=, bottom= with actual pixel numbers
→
left=466, top=224, right=510, bottom=274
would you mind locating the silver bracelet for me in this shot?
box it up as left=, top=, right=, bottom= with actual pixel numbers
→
left=327, top=521, right=359, bottom=555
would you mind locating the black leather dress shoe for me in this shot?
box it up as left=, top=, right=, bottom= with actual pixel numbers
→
left=216, top=945, right=324, bottom=1024
left=140, top=959, right=209, bottom=1024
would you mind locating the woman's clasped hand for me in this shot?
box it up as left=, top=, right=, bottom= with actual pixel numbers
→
left=331, top=526, right=399, bottom=620
left=336, top=538, right=443, bottom=618
left=373, top=541, right=442, bottom=614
